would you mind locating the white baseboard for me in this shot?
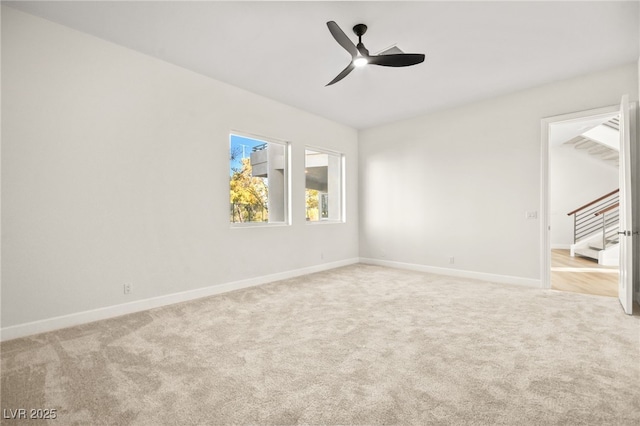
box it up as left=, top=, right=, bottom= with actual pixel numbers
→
left=551, top=244, right=572, bottom=250
left=359, top=258, right=541, bottom=288
left=1, top=258, right=359, bottom=342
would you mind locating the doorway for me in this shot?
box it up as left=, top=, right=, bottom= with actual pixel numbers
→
left=541, top=105, right=624, bottom=298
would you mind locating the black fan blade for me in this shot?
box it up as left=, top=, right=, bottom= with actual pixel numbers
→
left=326, top=62, right=355, bottom=86
left=356, top=43, right=370, bottom=58
left=327, top=21, right=358, bottom=58
left=368, top=53, right=425, bottom=67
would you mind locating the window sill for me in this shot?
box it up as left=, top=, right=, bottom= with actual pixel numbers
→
left=230, top=222, right=290, bottom=229
left=305, top=220, right=345, bottom=225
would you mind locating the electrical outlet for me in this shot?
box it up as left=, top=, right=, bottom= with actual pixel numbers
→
left=449, top=257, right=455, bottom=264
left=124, top=283, right=132, bottom=295
left=320, top=252, right=324, bottom=260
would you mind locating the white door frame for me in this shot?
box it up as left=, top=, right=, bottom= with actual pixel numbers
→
left=618, top=95, right=636, bottom=314
left=540, top=104, right=621, bottom=289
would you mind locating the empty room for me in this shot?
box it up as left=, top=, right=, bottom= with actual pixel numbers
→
left=2, top=1, right=639, bottom=424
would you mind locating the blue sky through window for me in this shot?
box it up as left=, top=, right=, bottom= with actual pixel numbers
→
left=230, top=134, right=264, bottom=174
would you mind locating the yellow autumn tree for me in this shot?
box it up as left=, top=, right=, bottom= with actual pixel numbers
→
left=230, top=158, right=268, bottom=222
left=305, top=189, right=319, bottom=221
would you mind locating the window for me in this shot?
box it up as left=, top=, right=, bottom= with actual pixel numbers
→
left=305, top=148, right=344, bottom=222
left=229, top=133, right=288, bottom=224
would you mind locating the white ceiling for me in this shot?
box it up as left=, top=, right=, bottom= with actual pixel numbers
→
left=6, top=1, right=639, bottom=129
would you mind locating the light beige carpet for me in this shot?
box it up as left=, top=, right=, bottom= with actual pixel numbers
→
left=2, top=264, right=639, bottom=425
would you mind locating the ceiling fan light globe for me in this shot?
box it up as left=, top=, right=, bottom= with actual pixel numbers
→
left=353, top=57, right=368, bottom=67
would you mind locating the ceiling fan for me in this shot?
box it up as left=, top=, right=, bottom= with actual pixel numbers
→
left=326, top=21, right=425, bottom=86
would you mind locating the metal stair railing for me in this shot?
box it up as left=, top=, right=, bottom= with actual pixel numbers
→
left=567, top=189, right=619, bottom=247
left=594, top=203, right=620, bottom=249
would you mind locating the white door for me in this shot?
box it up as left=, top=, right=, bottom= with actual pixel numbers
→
left=618, top=95, right=635, bottom=314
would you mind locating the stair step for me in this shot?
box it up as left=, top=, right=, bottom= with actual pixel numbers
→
left=589, top=239, right=619, bottom=250
left=574, top=246, right=600, bottom=260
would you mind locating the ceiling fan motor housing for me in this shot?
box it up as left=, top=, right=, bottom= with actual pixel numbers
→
left=353, top=24, right=368, bottom=37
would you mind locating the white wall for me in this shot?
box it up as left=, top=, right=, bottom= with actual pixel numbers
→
left=550, top=145, right=618, bottom=248
left=1, top=7, right=358, bottom=330
left=359, top=63, right=638, bottom=281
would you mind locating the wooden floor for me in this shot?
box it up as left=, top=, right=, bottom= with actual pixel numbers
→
left=551, top=249, right=618, bottom=297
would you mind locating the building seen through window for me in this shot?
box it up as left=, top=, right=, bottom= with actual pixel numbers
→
left=305, top=149, right=343, bottom=222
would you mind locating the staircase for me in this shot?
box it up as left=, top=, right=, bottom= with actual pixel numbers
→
left=563, top=116, right=620, bottom=166
left=567, top=189, right=620, bottom=266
